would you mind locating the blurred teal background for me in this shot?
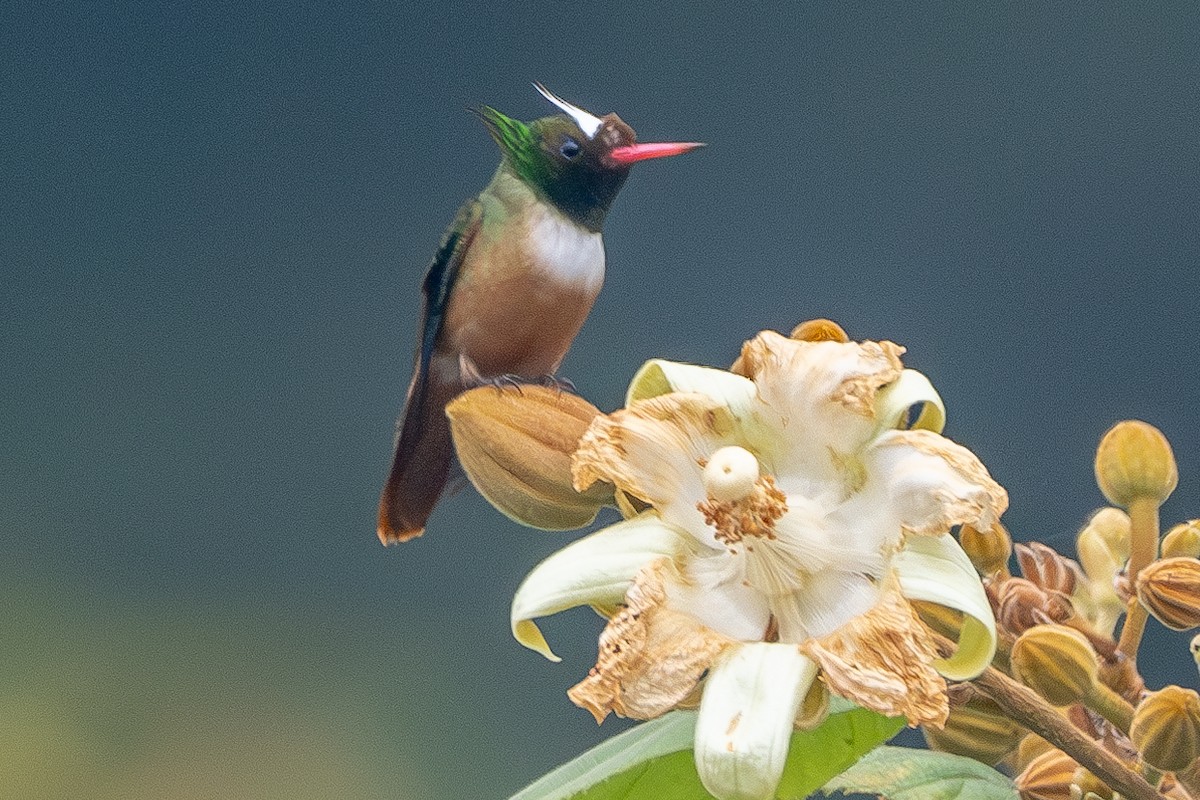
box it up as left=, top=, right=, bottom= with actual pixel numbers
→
left=4, top=3, right=1200, bottom=798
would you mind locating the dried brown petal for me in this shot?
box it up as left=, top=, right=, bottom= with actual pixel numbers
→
left=1136, top=557, right=1200, bottom=631
left=997, top=578, right=1073, bottom=635
left=734, top=332, right=905, bottom=418
left=730, top=320, right=853, bottom=373
left=568, top=560, right=732, bottom=723
left=1015, top=542, right=1079, bottom=596
left=802, top=584, right=947, bottom=726
left=447, top=385, right=612, bottom=529
left=572, top=392, right=734, bottom=500
left=882, top=430, right=1009, bottom=535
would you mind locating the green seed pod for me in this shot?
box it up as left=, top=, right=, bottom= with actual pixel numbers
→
left=1010, top=624, right=1099, bottom=707
left=1130, top=685, right=1200, bottom=772
left=923, top=694, right=1025, bottom=766
left=1094, top=420, right=1178, bottom=508
left=1076, top=508, right=1131, bottom=583
left=960, top=521, right=1013, bottom=576
left=1163, top=520, right=1200, bottom=559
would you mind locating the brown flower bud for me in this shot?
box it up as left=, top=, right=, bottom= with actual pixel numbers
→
left=998, top=578, right=1073, bottom=635
left=789, top=318, right=850, bottom=343
left=1094, top=420, right=1178, bottom=508
left=1163, top=520, right=1200, bottom=559
left=1016, top=542, right=1079, bottom=595
left=960, top=522, right=1012, bottom=576
left=1010, top=624, right=1099, bottom=706
left=923, top=694, right=1025, bottom=765
left=1136, top=557, right=1200, bottom=631
left=446, top=386, right=613, bottom=529
left=1130, top=685, right=1200, bottom=772
left=1016, top=748, right=1076, bottom=800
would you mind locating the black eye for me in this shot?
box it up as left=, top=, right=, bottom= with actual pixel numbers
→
left=559, top=137, right=581, bottom=159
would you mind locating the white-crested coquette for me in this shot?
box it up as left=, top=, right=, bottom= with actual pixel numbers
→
left=377, top=84, right=703, bottom=545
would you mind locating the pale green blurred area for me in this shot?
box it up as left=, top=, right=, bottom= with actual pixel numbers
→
left=0, top=581, right=447, bottom=799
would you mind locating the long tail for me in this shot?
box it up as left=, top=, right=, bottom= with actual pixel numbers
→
left=377, top=361, right=463, bottom=544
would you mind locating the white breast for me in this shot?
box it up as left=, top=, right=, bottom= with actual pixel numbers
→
left=527, top=206, right=606, bottom=295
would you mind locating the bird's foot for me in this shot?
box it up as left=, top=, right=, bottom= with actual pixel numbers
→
left=486, top=374, right=527, bottom=395
left=477, top=373, right=576, bottom=396
left=538, top=374, right=576, bottom=394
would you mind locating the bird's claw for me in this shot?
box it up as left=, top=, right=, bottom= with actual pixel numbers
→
left=478, top=373, right=576, bottom=396
left=538, top=374, right=576, bottom=394
left=487, top=374, right=526, bottom=395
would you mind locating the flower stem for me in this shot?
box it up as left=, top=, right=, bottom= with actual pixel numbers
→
left=1084, top=681, right=1136, bottom=733
left=1119, top=496, right=1160, bottom=659
left=969, top=664, right=1166, bottom=800
left=1118, top=597, right=1149, bottom=661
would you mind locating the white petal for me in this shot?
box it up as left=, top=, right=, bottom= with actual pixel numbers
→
left=773, top=570, right=881, bottom=642
left=892, top=533, right=997, bottom=681
left=573, top=394, right=738, bottom=549
left=819, top=483, right=906, bottom=568
left=874, top=368, right=946, bottom=434
left=511, top=513, right=696, bottom=661
left=695, top=643, right=818, bottom=800
left=670, top=552, right=771, bottom=641
left=627, top=359, right=758, bottom=409
left=738, top=332, right=905, bottom=481
left=859, top=429, right=1009, bottom=536
left=626, top=359, right=782, bottom=466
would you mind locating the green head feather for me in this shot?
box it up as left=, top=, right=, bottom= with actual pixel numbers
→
left=474, top=104, right=633, bottom=231
left=476, top=106, right=551, bottom=191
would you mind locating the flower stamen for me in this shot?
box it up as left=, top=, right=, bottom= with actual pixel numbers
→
left=699, top=473, right=788, bottom=546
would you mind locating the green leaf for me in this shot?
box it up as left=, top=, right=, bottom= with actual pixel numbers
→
left=819, top=746, right=1019, bottom=800
left=508, top=699, right=904, bottom=800
left=774, top=699, right=904, bottom=800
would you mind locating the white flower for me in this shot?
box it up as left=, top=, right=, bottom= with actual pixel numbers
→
left=511, top=329, right=1006, bottom=800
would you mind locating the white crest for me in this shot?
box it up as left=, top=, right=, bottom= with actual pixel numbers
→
left=532, top=82, right=604, bottom=140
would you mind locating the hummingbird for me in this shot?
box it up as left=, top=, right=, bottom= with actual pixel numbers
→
left=377, top=83, right=703, bottom=545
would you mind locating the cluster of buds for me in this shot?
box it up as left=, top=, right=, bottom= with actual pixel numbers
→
left=441, top=320, right=1200, bottom=800
left=938, top=420, right=1200, bottom=799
